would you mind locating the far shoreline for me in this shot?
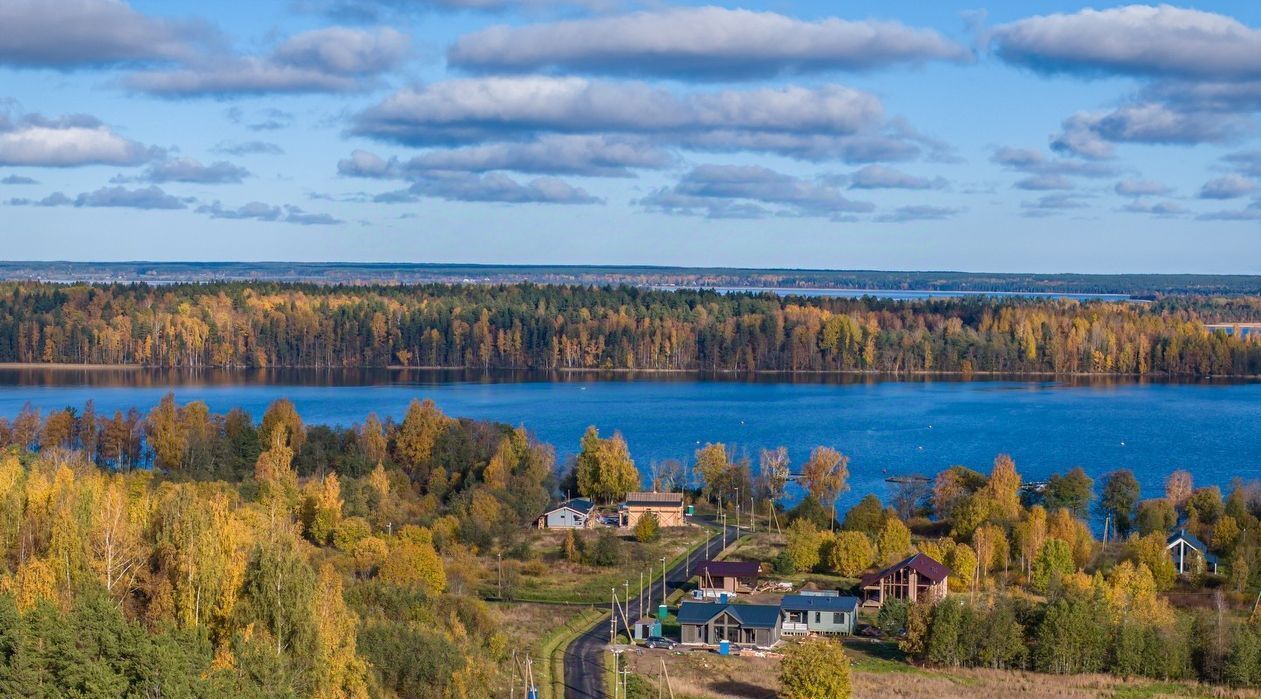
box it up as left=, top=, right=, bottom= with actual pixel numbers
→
left=0, top=362, right=1259, bottom=381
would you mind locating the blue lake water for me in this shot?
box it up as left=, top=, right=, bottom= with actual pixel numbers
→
left=0, top=369, right=1257, bottom=507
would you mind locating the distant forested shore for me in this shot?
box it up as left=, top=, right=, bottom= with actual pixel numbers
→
left=2, top=282, right=1261, bottom=377
left=4, top=261, right=1261, bottom=296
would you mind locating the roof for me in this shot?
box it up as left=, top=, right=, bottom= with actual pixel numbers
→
left=542, top=498, right=595, bottom=516
left=676, top=602, right=780, bottom=629
left=859, top=553, right=950, bottom=587
left=696, top=560, right=761, bottom=579
left=624, top=491, right=684, bottom=507
left=780, top=595, right=859, bottom=613
left=1167, top=529, right=1220, bottom=565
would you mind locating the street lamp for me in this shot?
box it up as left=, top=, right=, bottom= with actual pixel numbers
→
left=660, top=557, right=667, bottom=609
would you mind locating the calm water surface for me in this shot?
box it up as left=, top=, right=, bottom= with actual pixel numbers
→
left=0, top=369, right=1256, bottom=506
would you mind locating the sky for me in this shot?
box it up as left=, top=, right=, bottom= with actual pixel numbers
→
left=0, top=1, right=1259, bottom=273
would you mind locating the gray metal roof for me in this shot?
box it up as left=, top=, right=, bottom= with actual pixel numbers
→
left=780, top=595, right=859, bottom=613
left=676, top=602, right=781, bottom=629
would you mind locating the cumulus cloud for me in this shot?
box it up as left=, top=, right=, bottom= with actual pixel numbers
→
left=0, top=112, right=161, bottom=167
left=1020, top=192, right=1091, bottom=217
left=197, top=201, right=344, bottom=224
left=1199, top=174, right=1257, bottom=199
left=848, top=165, right=945, bottom=190
left=127, top=27, right=409, bottom=97
left=1115, top=178, right=1171, bottom=197
left=449, top=7, right=970, bottom=79
left=990, top=147, right=1115, bottom=178
left=127, top=157, right=249, bottom=184
left=1, top=175, right=38, bottom=185
left=381, top=172, right=602, bottom=204
left=309, top=0, right=609, bottom=21
left=991, top=5, right=1261, bottom=80
left=1051, top=104, right=1253, bottom=158
left=10, top=185, right=186, bottom=209
left=875, top=205, right=960, bottom=222
left=339, top=135, right=673, bottom=179
left=213, top=141, right=285, bottom=156
left=0, top=0, right=206, bottom=69
left=1120, top=199, right=1184, bottom=216
left=1197, top=200, right=1261, bottom=221
left=638, top=164, right=873, bottom=219
left=1014, top=174, right=1073, bottom=191
left=1224, top=151, right=1261, bottom=177
left=352, top=76, right=925, bottom=162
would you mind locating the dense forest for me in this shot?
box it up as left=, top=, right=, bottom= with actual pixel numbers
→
left=0, top=395, right=555, bottom=697
left=2, top=282, right=1261, bottom=376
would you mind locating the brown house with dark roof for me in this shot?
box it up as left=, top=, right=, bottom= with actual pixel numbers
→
left=695, top=560, right=761, bottom=594
left=622, top=491, right=685, bottom=528
left=859, top=553, right=949, bottom=608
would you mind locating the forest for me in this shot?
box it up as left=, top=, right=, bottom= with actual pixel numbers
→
left=2, top=281, right=1261, bottom=376
left=0, top=395, right=556, bottom=697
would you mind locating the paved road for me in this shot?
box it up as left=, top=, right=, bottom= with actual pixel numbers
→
left=561, top=518, right=745, bottom=698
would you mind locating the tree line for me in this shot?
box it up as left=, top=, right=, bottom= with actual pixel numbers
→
left=1, top=282, right=1260, bottom=376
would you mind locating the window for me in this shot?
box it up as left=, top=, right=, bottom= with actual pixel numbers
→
left=813, top=612, right=821, bottom=624
left=833, top=612, right=846, bottom=625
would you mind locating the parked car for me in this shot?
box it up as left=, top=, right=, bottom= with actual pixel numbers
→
left=600, top=516, right=620, bottom=526
left=643, top=636, right=678, bottom=650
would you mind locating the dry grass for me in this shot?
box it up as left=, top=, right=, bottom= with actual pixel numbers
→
left=623, top=643, right=1261, bottom=699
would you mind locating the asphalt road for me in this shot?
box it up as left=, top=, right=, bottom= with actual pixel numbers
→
left=561, top=518, right=745, bottom=698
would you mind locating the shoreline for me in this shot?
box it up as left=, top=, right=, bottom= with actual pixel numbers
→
left=0, top=362, right=1258, bottom=381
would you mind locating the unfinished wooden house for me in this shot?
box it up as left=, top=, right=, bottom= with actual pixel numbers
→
left=859, top=553, right=949, bottom=608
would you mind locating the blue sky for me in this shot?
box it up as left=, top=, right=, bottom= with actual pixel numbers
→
left=1, top=0, right=1259, bottom=273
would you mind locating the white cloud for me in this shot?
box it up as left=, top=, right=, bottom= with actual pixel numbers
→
left=449, top=7, right=970, bottom=79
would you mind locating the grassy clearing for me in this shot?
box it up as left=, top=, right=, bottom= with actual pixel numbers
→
left=493, top=526, right=709, bottom=604
left=495, top=602, right=603, bottom=699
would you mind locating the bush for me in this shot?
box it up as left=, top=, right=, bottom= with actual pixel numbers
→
left=773, top=551, right=797, bottom=575
left=587, top=529, right=623, bottom=567
left=633, top=512, right=660, bottom=543
left=876, top=598, right=908, bottom=635
left=779, top=639, right=852, bottom=699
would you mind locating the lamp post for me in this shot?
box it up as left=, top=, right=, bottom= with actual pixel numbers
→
left=660, top=557, right=667, bottom=609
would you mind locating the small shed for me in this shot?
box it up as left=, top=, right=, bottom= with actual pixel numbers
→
left=780, top=594, right=859, bottom=636
left=695, top=560, right=761, bottom=594
left=536, top=498, right=596, bottom=529
left=1167, top=529, right=1220, bottom=575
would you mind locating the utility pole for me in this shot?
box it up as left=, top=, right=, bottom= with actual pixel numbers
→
left=735, top=487, right=740, bottom=531
left=497, top=552, right=503, bottom=600
left=610, top=588, right=617, bottom=644
left=660, top=557, right=667, bottom=609
left=639, top=570, right=644, bottom=615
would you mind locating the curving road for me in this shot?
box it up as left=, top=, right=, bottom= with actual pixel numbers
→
left=562, top=518, right=745, bottom=698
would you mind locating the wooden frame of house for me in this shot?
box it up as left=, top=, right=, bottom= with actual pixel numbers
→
left=859, top=553, right=949, bottom=608
left=677, top=602, right=783, bottom=648
left=780, top=592, right=859, bottom=636
left=1167, top=529, right=1220, bottom=575
left=694, top=560, right=760, bottom=594
left=621, top=491, right=685, bottom=528
left=535, top=498, right=596, bottom=529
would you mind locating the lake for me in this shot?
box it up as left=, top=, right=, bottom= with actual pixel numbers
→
left=0, top=368, right=1257, bottom=508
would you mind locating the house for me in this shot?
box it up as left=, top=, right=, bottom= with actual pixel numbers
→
left=780, top=592, right=859, bottom=636
left=622, top=491, right=685, bottom=528
left=1167, top=529, right=1220, bottom=575
left=695, top=560, right=761, bottom=594
left=859, top=553, right=949, bottom=608
left=677, top=602, right=783, bottom=648
left=535, top=498, right=596, bottom=529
